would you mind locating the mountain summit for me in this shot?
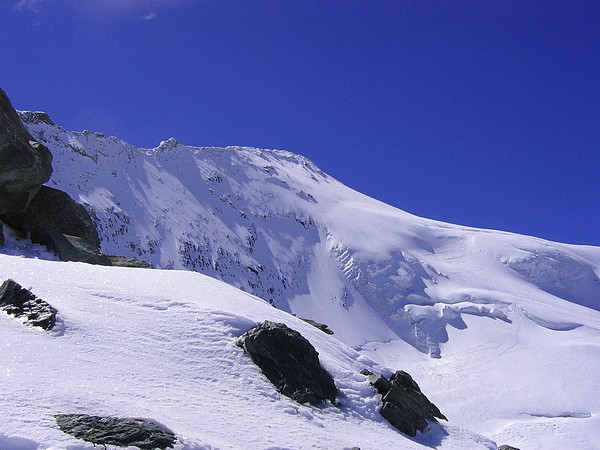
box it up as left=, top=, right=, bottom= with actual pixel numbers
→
left=21, top=111, right=600, bottom=355
left=7, top=109, right=600, bottom=448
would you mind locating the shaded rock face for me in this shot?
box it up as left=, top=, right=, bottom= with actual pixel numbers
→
left=30, top=226, right=112, bottom=265
left=363, top=369, right=447, bottom=437
left=0, top=90, right=152, bottom=269
left=55, top=414, right=176, bottom=450
left=237, top=321, right=338, bottom=404
left=2, top=185, right=109, bottom=264
left=0, top=279, right=57, bottom=330
left=2, top=185, right=100, bottom=249
left=298, top=317, right=334, bottom=335
left=498, top=445, right=521, bottom=450
left=108, top=254, right=153, bottom=268
left=0, top=88, right=52, bottom=214
left=2, top=184, right=149, bottom=267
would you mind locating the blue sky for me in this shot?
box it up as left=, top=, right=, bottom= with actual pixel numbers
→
left=2, top=1, right=599, bottom=245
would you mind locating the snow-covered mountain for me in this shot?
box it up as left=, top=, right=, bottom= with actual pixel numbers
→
left=8, top=111, right=600, bottom=448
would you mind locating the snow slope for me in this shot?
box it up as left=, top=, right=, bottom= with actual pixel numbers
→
left=0, top=245, right=495, bottom=449
left=14, top=111, right=600, bottom=449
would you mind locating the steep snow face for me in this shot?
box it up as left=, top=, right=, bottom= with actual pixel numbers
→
left=21, top=111, right=600, bottom=358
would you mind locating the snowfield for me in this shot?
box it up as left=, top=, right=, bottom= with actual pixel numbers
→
left=2, top=111, right=599, bottom=449
left=0, top=248, right=495, bottom=449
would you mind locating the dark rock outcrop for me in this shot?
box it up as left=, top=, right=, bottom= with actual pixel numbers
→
left=298, top=317, right=334, bottom=335
left=30, top=226, right=112, bottom=265
left=237, top=321, right=338, bottom=404
left=0, top=279, right=57, bottom=330
left=498, top=445, right=521, bottom=450
left=0, top=88, right=52, bottom=214
left=107, top=255, right=153, bottom=268
left=362, top=369, right=447, bottom=436
left=0, top=89, right=152, bottom=269
left=0, top=183, right=111, bottom=265
left=55, top=414, right=176, bottom=449
left=3, top=185, right=100, bottom=249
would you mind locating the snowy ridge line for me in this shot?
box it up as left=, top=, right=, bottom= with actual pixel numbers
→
left=13, top=109, right=600, bottom=448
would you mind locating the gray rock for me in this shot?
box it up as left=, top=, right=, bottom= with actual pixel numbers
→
left=27, top=226, right=150, bottom=267
left=298, top=316, right=334, bottom=334
left=107, top=255, right=153, bottom=268
left=2, top=185, right=100, bottom=249
left=237, top=321, right=338, bottom=404
left=19, top=110, right=56, bottom=127
left=55, top=414, right=176, bottom=449
left=29, top=226, right=111, bottom=265
left=0, top=279, right=57, bottom=330
left=0, top=88, right=52, bottom=214
left=2, top=184, right=153, bottom=267
left=498, top=445, right=521, bottom=450
left=362, top=369, right=447, bottom=437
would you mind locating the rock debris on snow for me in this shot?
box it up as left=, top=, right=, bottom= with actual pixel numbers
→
left=0, top=278, right=57, bottom=330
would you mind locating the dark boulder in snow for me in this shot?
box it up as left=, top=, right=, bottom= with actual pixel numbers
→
left=0, top=279, right=57, bottom=330
left=55, top=414, right=176, bottom=449
left=107, top=254, right=153, bottom=268
left=3, top=185, right=101, bottom=250
left=1, top=184, right=111, bottom=265
left=362, top=369, right=447, bottom=437
left=0, top=88, right=53, bottom=215
left=30, top=226, right=112, bottom=266
left=298, top=316, right=334, bottom=335
left=498, top=445, right=521, bottom=450
left=237, top=321, right=338, bottom=404
left=3, top=186, right=150, bottom=268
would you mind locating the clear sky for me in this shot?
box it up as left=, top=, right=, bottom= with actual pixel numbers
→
left=2, top=0, right=599, bottom=246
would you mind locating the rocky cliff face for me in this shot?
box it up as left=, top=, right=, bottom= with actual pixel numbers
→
left=0, top=89, right=145, bottom=268
left=0, top=88, right=52, bottom=214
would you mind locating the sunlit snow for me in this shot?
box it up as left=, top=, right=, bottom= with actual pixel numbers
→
left=3, top=111, right=599, bottom=449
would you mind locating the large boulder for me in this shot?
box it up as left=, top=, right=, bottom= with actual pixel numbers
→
left=363, top=369, right=447, bottom=436
left=29, top=226, right=112, bottom=266
left=2, top=185, right=100, bottom=249
left=0, top=278, right=57, bottom=330
left=0, top=88, right=52, bottom=214
left=237, top=321, right=338, bottom=404
left=2, top=185, right=151, bottom=267
left=0, top=90, right=150, bottom=268
left=55, top=414, right=176, bottom=449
